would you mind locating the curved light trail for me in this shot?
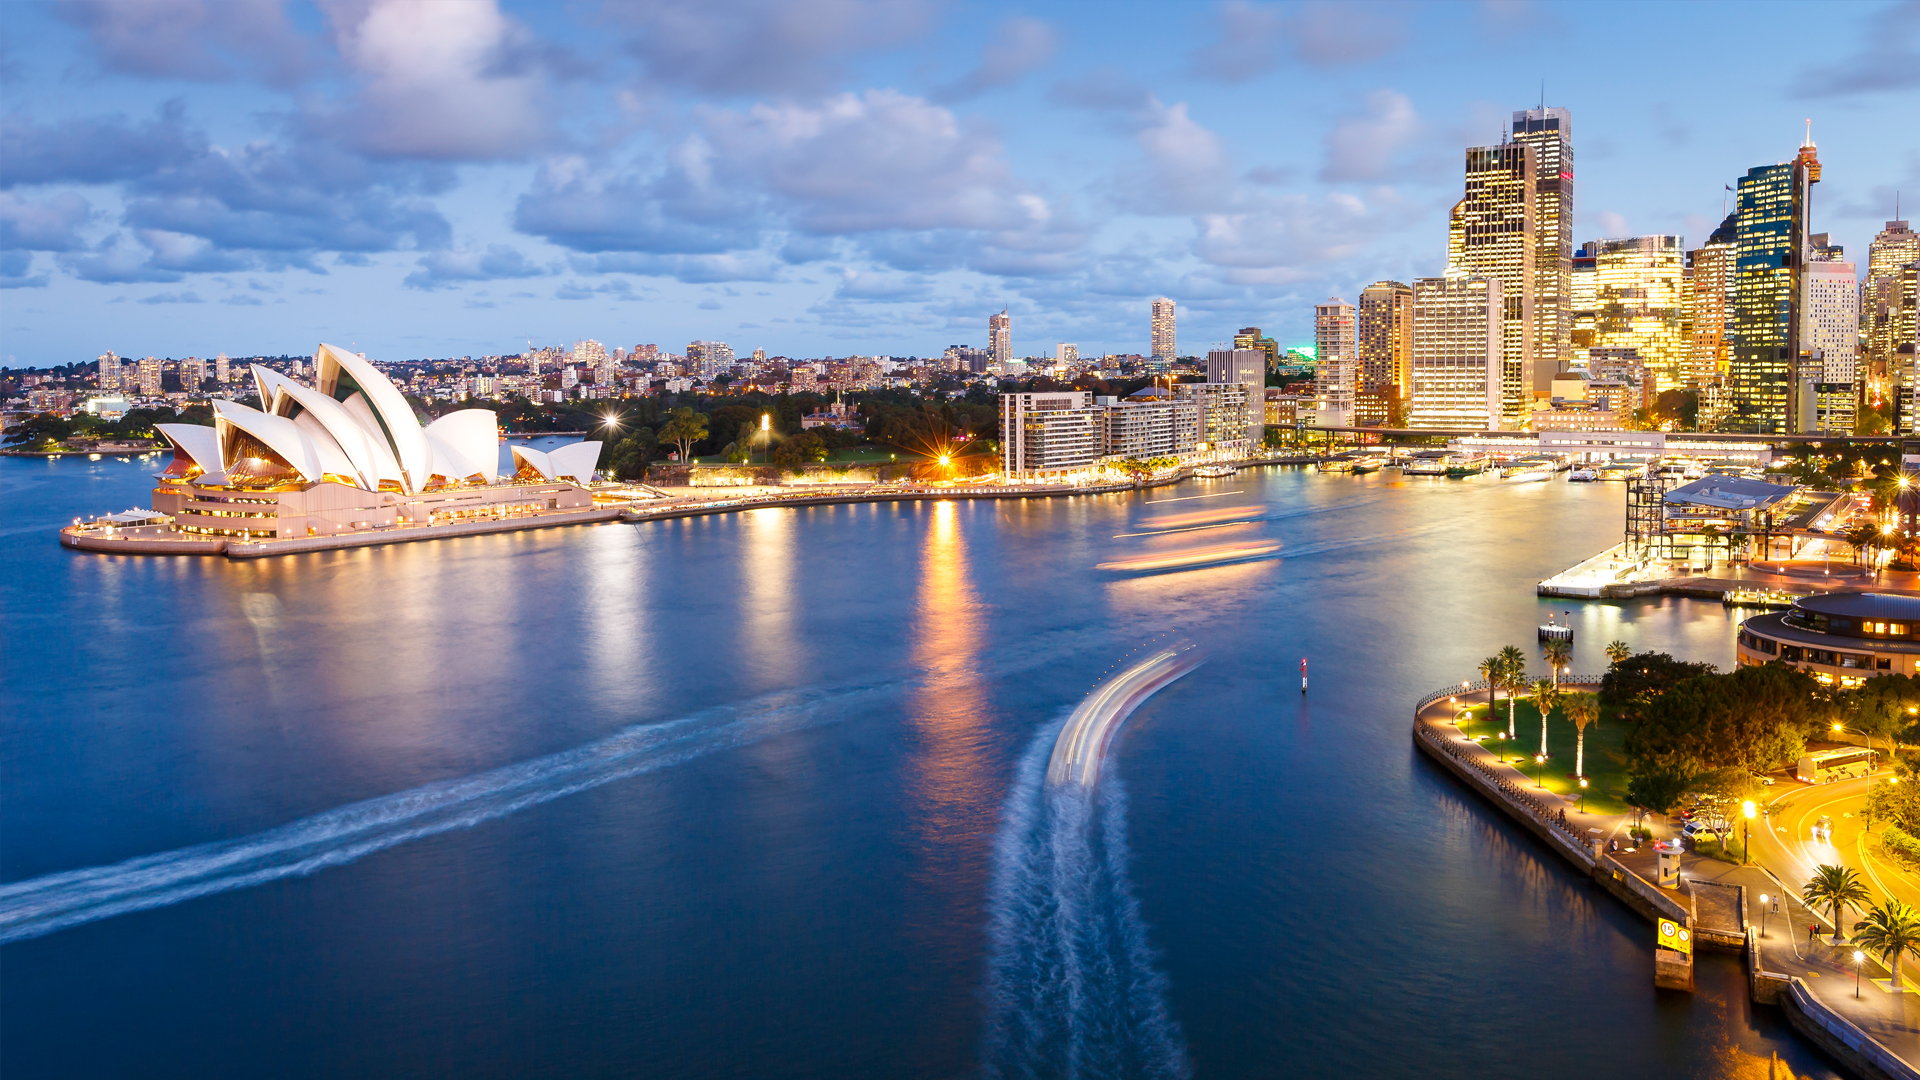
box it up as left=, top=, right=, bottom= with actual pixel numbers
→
left=1046, top=645, right=1203, bottom=788
left=1096, top=540, right=1282, bottom=573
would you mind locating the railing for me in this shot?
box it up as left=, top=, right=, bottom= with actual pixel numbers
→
left=1413, top=723, right=1598, bottom=852
left=1413, top=675, right=1604, bottom=714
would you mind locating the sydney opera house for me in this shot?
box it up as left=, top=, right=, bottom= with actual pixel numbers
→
left=137, top=343, right=603, bottom=542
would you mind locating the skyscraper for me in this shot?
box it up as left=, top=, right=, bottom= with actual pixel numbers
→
left=990, top=309, right=1011, bottom=368
left=1803, top=256, right=1859, bottom=433
left=1592, top=235, right=1688, bottom=393
left=1313, top=298, right=1357, bottom=426
left=1449, top=133, right=1536, bottom=427
left=1570, top=242, right=1597, bottom=349
left=1511, top=106, right=1575, bottom=376
left=137, top=356, right=162, bottom=396
left=1357, top=281, right=1414, bottom=423
left=1689, top=215, right=1738, bottom=428
left=184, top=356, right=205, bottom=390
left=1205, top=347, right=1267, bottom=448
left=1232, top=327, right=1279, bottom=371
left=215, top=352, right=230, bottom=383
left=1409, top=275, right=1502, bottom=429
left=1866, top=218, right=1920, bottom=387
left=1729, top=129, right=1821, bottom=434
left=1150, top=298, right=1176, bottom=360
left=96, top=352, right=119, bottom=391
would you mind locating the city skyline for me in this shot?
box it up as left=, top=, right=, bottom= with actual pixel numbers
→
left=2, top=1, right=1916, bottom=367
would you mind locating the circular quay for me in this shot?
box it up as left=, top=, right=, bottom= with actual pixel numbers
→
left=4, top=5, right=1920, bottom=1080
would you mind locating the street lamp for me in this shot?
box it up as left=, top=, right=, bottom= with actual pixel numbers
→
left=1578, top=776, right=1589, bottom=813
left=1759, top=893, right=1770, bottom=939
left=1743, top=800, right=1756, bottom=864
left=1535, top=753, right=1546, bottom=789
left=759, top=413, right=770, bottom=463
left=1855, top=950, right=1866, bottom=998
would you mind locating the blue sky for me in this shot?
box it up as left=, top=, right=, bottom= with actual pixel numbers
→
left=2, top=0, right=1916, bottom=367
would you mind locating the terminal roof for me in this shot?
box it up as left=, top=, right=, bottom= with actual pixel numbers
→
left=1663, top=476, right=1798, bottom=510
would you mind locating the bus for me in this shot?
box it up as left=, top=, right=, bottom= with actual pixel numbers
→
left=1796, top=746, right=1877, bottom=784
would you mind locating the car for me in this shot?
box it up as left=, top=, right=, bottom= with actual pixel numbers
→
left=1751, top=773, right=1776, bottom=786
left=1813, top=816, right=1833, bottom=842
left=1683, top=820, right=1724, bottom=842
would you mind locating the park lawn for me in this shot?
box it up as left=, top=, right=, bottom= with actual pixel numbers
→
left=1451, top=693, right=1634, bottom=817
left=824, top=445, right=921, bottom=463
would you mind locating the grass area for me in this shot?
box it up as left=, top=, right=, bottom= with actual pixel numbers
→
left=1451, top=692, right=1634, bottom=816
left=821, top=445, right=922, bottom=463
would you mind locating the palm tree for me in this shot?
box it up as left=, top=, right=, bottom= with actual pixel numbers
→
left=1700, top=523, right=1722, bottom=568
left=1478, top=655, right=1503, bottom=716
left=1498, top=645, right=1527, bottom=739
left=1854, top=900, right=1920, bottom=993
left=1605, top=640, right=1631, bottom=666
left=1533, top=678, right=1561, bottom=759
left=1564, top=693, right=1599, bottom=778
left=1542, top=638, right=1571, bottom=690
left=1803, top=864, right=1872, bottom=945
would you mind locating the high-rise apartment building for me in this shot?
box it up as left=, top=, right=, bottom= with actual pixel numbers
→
left=1000, top=391, right=1102, bottom=477
left=1057, top=343, right=1078, bottom=363
left=1592, top=235, right=1688, bottom=394
left=1357, top=281, right=1414, bottom=422
left=1867, top=219, right=1920, bottom=385
left=1313, top=298, right=1357, bottom=426
left=752, top=347, right=766, bottom=364
left=1232, top=327, right=1279, bottom=371
left=137, top=356, right=162, bottom=396
left=989, top=309, right=1012, bottom=368
left=1729, top=130, right=1821, bottom=434
left=1150, top=298, right=1176, bottom=360
left=215, top=352, right=230, bottom=383
left=1175, top=382, right=1253, bottom=456
left=1449, top=134, right=1537, bottom=427
left=97, top=352, right=120, bottom=391
left=1511, top=106, right=1575, bottom=376
left=1409, top=275, right=1502, bottom=429
left=1206, top=347, right=1267, bottom=447
left=1803, top=257, right=1860, bottom=434
left=184, top=356, right=205, bottom=390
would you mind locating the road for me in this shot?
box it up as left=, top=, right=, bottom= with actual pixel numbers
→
left=1753, top=772, right=1920, bottom=946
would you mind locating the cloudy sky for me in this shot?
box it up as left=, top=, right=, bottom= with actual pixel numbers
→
left=3, top=0, right=1917, bottom=367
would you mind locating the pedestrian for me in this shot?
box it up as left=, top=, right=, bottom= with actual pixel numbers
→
left=1809, top=921, right=1819, bottom=945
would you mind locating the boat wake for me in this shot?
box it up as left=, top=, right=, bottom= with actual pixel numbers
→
left=0, top=682, right=888, bottom=945
left=981, top=704, right=1191, bottom=1077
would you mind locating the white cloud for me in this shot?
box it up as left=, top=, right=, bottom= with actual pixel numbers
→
left=1320, top=90, right=1420, bottom=182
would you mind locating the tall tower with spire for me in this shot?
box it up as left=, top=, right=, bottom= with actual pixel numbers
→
left=1728, top=125, right=1822, bottom=433
left=1511, top=106, right=1574, bottom=380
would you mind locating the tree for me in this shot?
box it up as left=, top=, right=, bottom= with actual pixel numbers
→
left=1855, top=900, right=1920, bottom=992
left=1498, top=645, right=1527, bottom=739
left=1600, top=651, right=1717, bottom=726
left=1479, top=655, right=1503, bottom=716
left=1626, top=768, right=1692, bottom=829
left=659, top=407, right=708, bottom=464
left=1625, top=663, right=1823, bottom=778
left=1533, top=678, right=1561, bottom=759
left=1606, top=640, right=1631, bottom=666
left=1565, top=692, right=1599, bottom=777
left=771, top=431, right=827, bottom=470
left=607, top=426, right=659, bottom=481
left=1543, top=638, right=1571, bottom=690
left=1804, top=864, right=1871, bottom=945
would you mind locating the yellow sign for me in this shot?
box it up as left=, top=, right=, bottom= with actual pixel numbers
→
left=1658, top=918, right=1693, bottom=956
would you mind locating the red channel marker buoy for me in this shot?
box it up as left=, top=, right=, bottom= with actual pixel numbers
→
left=1300, top=657, right=1308, bottom=694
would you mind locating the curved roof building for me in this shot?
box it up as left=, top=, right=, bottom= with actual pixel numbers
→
left=156, top=343, right=599, bottom=495
left=1736, top=592, right=1920, bottom=685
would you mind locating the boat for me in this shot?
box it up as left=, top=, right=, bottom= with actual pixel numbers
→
left=1402, top=454, right=1450, bottom=476
left=1445, top=455, right=1490, bottom=478
left=1597, top=463, right=1643, bottom=481
left=1193, top=464, right=1237, bottom=478
left=1502, top=458, right=1555, bottom=482
left=1317, top=457, right=1355, bottom=473
left=1568, top=467, right=1600, bottom=482
left=1349, top=454, right=1388, bottom=474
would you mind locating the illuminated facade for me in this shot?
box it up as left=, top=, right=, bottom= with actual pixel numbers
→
left=1356, top=281, right=1413, bottom=425
left=1688, top=215, right=1737, bottom=397
left=1232, top=327, right=1279, bottom=370
left=1409, top=275, right=1502, bottom=429
left=1803, top=257, right=1860, bottom=434
left=1203, top=348, right=1266, bottom=446
left=1313, top=298, right=1357, bottom=426
left=990, top=309, right=1012, bottom=368
left=1450, top=137, right=1536, bottom=427
left=1737, top=593, right=1920, bottom=684
left=1511, top=106, right=1575, bottom=375
left=1000, top=391, right=1102, bottom=477
left=1592, top=235, right=1688, bottom=395
left=1866, top=219, right=1920, bottom=386
left=1150, top=298, right=1176, bottom=360
left=1730, top=132, right=1820, bottom=434
left=1570, top=243, right=1597, bottom=349
left=1174, top=382, right=1252, bottom=457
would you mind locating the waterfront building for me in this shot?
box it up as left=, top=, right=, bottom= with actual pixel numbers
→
left=1358, top=281, right=1414, bottom=424
left=1409, top=275, right=1502, bottom=429
left=1173, top=382, right=1252, bottom=457
left=96, top=352, right=120, bottom=391
left=1803, top=256, right=1860, bottom=434
left=1729, top=130, right=1821, bottom=434
left=999, top=390, right=1102, bottom=478
left=137, top=356, right=162, bottom=397
left=148, top=344, right=599, bottom=540
left=1737, top=593, right=1920, bottom=685
left=1206, top=346, right=1267, bottom=447
left=1511, top=106, right=1575, bottom=375
left=1450, top=131, right=1538, bottom=427
left=1150, top=298, right=1176, bottom=360
left=1571, top=242, right=1597, bottom=349
left=1313, top=298, right=1357, bottom=427
left=990, top=309, right=1012, bottom=368
left=1097, top=394, right=1199, bottom=460
left=1592, top=236, right=1688, bottom=395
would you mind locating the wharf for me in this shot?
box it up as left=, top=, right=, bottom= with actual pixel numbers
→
left=1539, top=543, right=1920, bottom=600
left=1412, top=686, right=1920, bottom=1080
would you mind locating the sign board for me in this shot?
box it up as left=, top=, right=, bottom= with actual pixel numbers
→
left=1658, top=918, right=1692, bottom=956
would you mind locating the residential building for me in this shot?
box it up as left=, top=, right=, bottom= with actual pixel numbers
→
left=137, top=356, right=162, bottom=397
left=1098, top=394, right=1199, bottom=460
left=1511, top=106, right=1575, bottom=376
left=1357, top=281, right=1414, bottom=423
left=1206, top=347, right=1267, bottom=447
left=1232, top=327, right=1279, bottom=371
left=989, top=309, right=1012, bottom=368
left=1729, top=130, right=1821, bottom=434
left=97, top=352, right=120, bottom=391
left=1150, top=298, right=1176, bottom=360
left=1313, top=298, right=1357, bottom=426
left=1592, top=235, right=1688, bottom=395
left=1450, top=127, right=1538, bottom=426
left=184, top=356, right=206, bottom=390
left=1058, top=343, right=1079, bottom=363
left=1000, top=391, right=1101, bottom=478
left=1174, top=382, right=1252, bottom=457
left=215, top=352, right=230, bottom=384
left=1409, top=275, right=1502, bottom=429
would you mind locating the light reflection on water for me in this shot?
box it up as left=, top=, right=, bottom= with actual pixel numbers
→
left=0, top=459, right=1844, bottom=1079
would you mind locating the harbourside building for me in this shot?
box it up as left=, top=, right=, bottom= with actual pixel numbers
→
left=143, top=344, right=601, bottom=541
left=1408, top=274, right=1503, bottom=429
left=1000, top=390, right=1103, bottom=478
left=1737, top=593, right=1920, bottom=685
left=1205, top=346, right=1267, bottom=448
